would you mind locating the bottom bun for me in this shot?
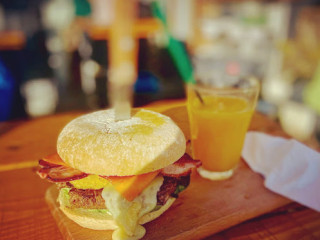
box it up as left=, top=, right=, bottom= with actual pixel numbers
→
left=59, top=198, right=176, bottom=231
left=139, top=197, right=175, bottom=225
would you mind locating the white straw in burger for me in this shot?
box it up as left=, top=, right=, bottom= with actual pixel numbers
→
left=108, top=0, right=138, bottom=121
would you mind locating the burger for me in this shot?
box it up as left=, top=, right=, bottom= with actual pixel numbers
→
left=37, top=109, right=200, bottom=240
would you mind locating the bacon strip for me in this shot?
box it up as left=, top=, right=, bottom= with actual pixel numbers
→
left=161, top=154, right=201, bottom=177
left=39, top=159, right=61, bottom=168
left=37, top=153, right=201, bottom=183
left=42, top=153, right=69, bottom=167
left=37, top=159, right=88, bottom=182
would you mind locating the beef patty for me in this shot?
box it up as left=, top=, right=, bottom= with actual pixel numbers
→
left=62, top=175, right=190, bottom=209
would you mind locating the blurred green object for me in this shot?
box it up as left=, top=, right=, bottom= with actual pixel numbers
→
left=151, top=1, right=195, bottom=84
left=74, top=0, right=91, bottom=16
left=304, top=60, right=320, bottom=114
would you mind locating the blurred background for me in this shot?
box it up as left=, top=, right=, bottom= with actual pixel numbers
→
left=0, top=0, right=320, bottom=143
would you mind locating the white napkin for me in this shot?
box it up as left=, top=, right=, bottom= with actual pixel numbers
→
left=242, top=131, right=320, bottom=212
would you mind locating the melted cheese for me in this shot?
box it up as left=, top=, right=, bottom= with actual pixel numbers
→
left=102, top=176, right=164, bottom=240
left=70, top=175, right=110, bottom=189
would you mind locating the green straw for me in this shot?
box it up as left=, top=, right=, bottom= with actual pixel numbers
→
left=151, top=1, right=195, bottom=84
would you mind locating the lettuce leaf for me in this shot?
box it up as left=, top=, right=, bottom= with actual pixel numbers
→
left=58, top=188, right=111, bottom=215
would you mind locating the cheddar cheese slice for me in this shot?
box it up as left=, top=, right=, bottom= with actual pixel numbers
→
left=105, top=170, right=160, bottom=201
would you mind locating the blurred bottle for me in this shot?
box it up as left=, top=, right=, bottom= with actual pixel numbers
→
left=304, top=61, right=320, bottom=116
left=90, top=0, right=113, bottom=26
left=21, top=78, right=58, bottom=117
left=41, top=0, right=75, bottom=91
left=0, top=57, right=15, bottom=121
left=0, top=5, right=4, bottom=31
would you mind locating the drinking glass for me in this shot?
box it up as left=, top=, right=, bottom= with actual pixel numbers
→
left=187, top=77, right=259, bottom=180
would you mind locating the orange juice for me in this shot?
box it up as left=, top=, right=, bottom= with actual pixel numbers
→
left=188, top=94, right=254, bottom=172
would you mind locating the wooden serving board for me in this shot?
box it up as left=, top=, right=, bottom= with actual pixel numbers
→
left=43, top=105, right=291, bottom=240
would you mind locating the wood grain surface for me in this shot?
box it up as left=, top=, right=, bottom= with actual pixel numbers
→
left=0, top=101, right=319, bottom=240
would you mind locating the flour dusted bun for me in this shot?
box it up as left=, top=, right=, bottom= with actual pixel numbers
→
left=57, top=109, right=186, bottom=176
left=59, top=197, right=176, bottom=230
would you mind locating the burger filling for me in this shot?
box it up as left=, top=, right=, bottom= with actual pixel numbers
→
left=57, top=175, right=190, bottom=211
left=38, top=153, right=201, bottom=240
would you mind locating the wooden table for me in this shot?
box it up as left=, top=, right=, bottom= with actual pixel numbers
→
left=0, top=100, right=319, bottom=240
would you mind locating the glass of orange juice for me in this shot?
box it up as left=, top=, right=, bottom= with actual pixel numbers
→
left=187, top=77, right=259, bottom=180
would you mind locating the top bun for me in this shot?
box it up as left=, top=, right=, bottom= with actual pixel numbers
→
left=57, top=109, right=186, bottom=176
